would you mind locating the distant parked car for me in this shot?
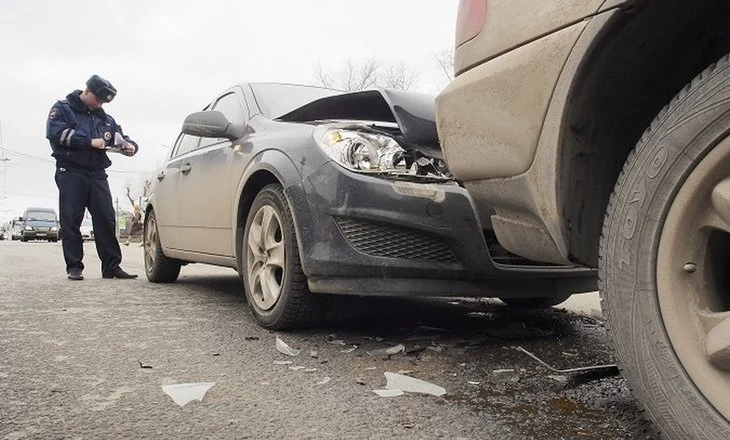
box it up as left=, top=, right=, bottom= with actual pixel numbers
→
left=144, top=82, right=596, bottom=331
left=20, top=207, right=59, bottom=242
left=80, top=218, right=94, bottom=241
left=10, top=220, right=22, bottom=240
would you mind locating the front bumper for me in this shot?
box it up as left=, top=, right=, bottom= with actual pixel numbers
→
left=22, top=230, right=59, bottom=240
left=287, top=161, right=596, bottom=297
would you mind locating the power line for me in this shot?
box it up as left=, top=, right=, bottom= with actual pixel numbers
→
left=2, top=147, right=154, bottom=175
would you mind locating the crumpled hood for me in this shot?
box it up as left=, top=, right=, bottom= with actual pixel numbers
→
left=277, top=89, right=442, bottom=159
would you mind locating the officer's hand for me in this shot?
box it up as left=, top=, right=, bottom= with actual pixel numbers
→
left=121, top=145, right=136, bottom=157
left=91, top=139, right=106, bottom=149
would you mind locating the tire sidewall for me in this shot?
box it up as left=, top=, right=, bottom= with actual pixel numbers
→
left=242, top=185, right=297, bottom=327
left=602, top=66, right=730, bottom=436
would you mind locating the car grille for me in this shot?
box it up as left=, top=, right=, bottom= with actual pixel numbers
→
left=335, top=217, right=458, bottom=264
left=35, top=227, right=50, bottom=232
left=484, top=231, right=563, bottom=267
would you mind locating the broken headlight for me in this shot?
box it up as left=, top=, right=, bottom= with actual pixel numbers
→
left=313, top=124, right=451, bottom=180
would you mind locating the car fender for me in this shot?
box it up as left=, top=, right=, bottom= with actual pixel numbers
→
left=231, top=148, right=316, bottom=274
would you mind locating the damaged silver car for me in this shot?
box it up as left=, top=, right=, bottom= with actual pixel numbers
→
left=144, top=83, right=596, bottom=330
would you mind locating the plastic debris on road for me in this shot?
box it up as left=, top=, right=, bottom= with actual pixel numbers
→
left=384, top=372, right=446, bottom=397
left=274, top=360, right=293, bottom=365
left=161, top=382, right=215, bottom=407
left=341, top=346, right=358, bottom=354
left=367, top=344, right=405, bottom=357
left=289, top=366, right=306, bottom=371
left=373, top=388, right=404, bottom=397
left=317, top=377, right=331, bottom=385
left=276, top=336, right=300, bottom=356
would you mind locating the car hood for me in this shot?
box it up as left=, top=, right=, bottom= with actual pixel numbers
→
left=277, top=89, right=442, bottom=159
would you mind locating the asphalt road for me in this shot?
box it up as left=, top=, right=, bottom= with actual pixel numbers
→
left=0, top=240, right=654, bottom=439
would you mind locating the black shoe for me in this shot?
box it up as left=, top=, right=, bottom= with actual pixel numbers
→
left=102, top=268, right=138, bottom=279
left=67, top=269, right=84, bottom=281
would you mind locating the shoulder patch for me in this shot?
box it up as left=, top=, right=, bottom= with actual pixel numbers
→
left=49, top=108, right=58, bottom=120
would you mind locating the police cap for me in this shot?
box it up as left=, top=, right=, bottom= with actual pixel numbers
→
left=86, top=75, right=117, bottom=103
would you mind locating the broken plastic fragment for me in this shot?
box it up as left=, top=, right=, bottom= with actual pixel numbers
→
left=373, top=388, right=404, bottom=397
left=304, top=368, right=318, bottom=373
left=274, top=360, right=293, bottom=365
left=367, top=344, right=405, bottom=357
left=341, top=346, right=358, bottom=354
left=467, top=381, right=480, bottom=385
left=384, top=372, right=446, bottom=396
left=276, top=336, right=300, bottom=356
left=161, top=382, right=215, bottom=407
left=492, top=369, right=514, bottom=374
left=289, top=366, right=306, bottom=371
left=548, top=375, right=568, bottom=383
left=317, top=377, right=331, bottom=385
left=364, top=366, right=378, bottom=371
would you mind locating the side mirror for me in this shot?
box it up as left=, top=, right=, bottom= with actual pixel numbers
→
left=18, top=217, right=23, bottom=221
left=181, top=111, right=245, bottom=141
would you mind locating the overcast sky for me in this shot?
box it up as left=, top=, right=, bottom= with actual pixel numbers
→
left=0, top=0, right=457, bottom=224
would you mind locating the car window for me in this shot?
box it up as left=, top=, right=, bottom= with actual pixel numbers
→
left=174, top=133, right=201, bottom=157
left=26, top=211, right=55, bottom=221
left=250, top=83, right=342, bottom=119
left=212, top=92, right=246, bottom=125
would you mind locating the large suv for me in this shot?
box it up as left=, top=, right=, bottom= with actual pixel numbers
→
left=436, top=1, right=730, bottom=438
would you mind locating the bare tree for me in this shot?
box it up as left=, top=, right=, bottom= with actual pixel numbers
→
left=125, top=177, right=152, bottom=210
left=435, top=49, right=455, bottom=82
left=380, top=63, right=418, bottom=91
left=313, top=58, right=416, bottom=91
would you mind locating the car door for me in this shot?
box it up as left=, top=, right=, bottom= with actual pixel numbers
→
left=153, top=133, right=198, bottom=250
left=177, top=89, right=248, bottom=256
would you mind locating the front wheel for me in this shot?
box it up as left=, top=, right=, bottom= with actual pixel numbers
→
left=242, top=184, right=320, bottom=330
left=144, top=209, right=181, bottom=283
left=601, top=54, right=730, bottom=438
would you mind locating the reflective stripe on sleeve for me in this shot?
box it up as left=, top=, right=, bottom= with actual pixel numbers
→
left=59, top=129, right=70, bottom=145
left=65, top=129, right=75, bottom=146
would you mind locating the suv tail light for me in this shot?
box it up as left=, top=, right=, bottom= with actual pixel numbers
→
left=455, top=0, right=487, bottom=48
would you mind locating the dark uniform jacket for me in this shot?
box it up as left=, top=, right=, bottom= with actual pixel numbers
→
left=46, top=90, right=138, bottom=172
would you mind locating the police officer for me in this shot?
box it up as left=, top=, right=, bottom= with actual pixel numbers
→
left=46, top=74, right=139, bottom=280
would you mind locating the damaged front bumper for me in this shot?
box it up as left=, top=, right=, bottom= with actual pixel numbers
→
left=287, top=161, right=596, bottom=298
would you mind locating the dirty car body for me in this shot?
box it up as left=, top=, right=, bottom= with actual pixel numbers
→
left=145, top=82, right=595, bottom=330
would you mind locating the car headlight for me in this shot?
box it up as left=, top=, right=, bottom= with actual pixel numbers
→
left=24, top=225, right=33, bottom=231
left=51, top=226, right=58, bottom=231
left=314, top=124, right=408, bottom=174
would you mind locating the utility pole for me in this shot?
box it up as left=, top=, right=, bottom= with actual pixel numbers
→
left=115, top=196, right=120, bottom=238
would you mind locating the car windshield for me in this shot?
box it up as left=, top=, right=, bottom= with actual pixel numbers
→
left=26, top=211, right=55, bottom=221
left=250, top=83, right=342, bottom=119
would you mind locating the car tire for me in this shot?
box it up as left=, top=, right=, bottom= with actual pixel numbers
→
left=600, top=54, right=730, bottom=438
left=499, top=294, right=571, bottom=309
left=242, top=183, right=320, bottom=330
left=144, top=209, right=181, bottom=283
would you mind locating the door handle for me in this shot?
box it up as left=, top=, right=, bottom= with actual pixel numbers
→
left=157, top=171, right=165, bottom=181
left=181, top=163, right=192, bottom=175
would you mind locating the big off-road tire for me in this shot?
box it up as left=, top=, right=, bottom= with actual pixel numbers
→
left=601, top=54, right=730, bottom=438
left=242, top=184, right=320, bottom=330
left=144, top=209, right=181, bottom=283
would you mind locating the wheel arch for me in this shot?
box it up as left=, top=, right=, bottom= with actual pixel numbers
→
left=559, top=0, right=730, bottom=266
left=233, top=150, right=303, bottom=274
